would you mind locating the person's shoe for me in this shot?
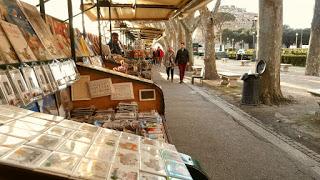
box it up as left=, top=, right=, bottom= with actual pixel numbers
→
left=171, top=79, right=173, bottom=82
left=167, top=77, right=169, bottom=80
left=179, top=81, right=182, bottom=84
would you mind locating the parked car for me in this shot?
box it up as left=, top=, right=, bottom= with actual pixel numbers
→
left=236, top=49, right=250, bottom=60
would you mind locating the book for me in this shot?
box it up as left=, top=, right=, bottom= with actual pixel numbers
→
left=0, top=25, right=19, bottom=64
left=0, top=20, right=36, bottom=62
left=0, top=0, right=52, bottom=60
left=19, top=2, right=66, bottom=59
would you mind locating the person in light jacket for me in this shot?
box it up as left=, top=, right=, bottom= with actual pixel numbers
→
left=175, top=42, right=189, bottom=83
left=164, top=47, right=175, bottom=82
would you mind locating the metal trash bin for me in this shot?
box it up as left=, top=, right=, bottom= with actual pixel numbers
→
left=241, top=60, right=266, bottom=105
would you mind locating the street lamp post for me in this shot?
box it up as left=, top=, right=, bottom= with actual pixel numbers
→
left=300, top=29, right=303, bottom=48
left=241, top=40, right=244, bottom=49
left=295, top=33, right=298, bottom=48
left=232, top=38, right=234, bottom=49
left=252, top=32, right=256, bottom=61
left=226, top=37, right=229, bottom=48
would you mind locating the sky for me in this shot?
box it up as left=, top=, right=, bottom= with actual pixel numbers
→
left=210, top=0, right=315, bottom=29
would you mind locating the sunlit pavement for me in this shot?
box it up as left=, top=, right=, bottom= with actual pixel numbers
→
left=152, top=65, right=316, bottom=180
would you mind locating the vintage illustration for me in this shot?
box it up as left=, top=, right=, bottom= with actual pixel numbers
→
left=27, top=134, right=63, bottom=151
left=88, top=78, right=113, bottom=98
left=58, top=139, right=90, bottom=156
left=0, top=25, right=19, bottom=64
left=40, top=152, right=79, bottom=174
left=111, top=82, right=134, bottom=100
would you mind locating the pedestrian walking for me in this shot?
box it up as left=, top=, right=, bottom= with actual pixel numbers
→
left=164, top=47, right=175, bottom=82
left=156, top=46, right=164, bottom=65
left=175, top=42, right=189, bottom=83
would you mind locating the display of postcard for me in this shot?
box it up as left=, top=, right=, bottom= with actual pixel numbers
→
left=0, top=104, right=33, bottom=114
left=69, top=131, right=95, bottom=144
left=40, top=151, right=80, bottom=174
left=0, top=20, right=36, bottom=62
left=141, top=137, right=160, bottom=147
left=111, top=82, right=134, bottom=100
left=158, top=142, right=177, bottom=152
left=88, top=78, right=113, bottom=98
left=139, top=172, right=167, bottom=180
left=160, top=149, right=183, bottom=163
left=0, top=0, right=51, bottom=60
left=19, top=116, right=53, bottom=127
left=141, top=145, right=161, bottom=157
left=7, top=120, right=47, bottom=132
left=0, top=133, right=26, bottom=148
left=121, top=132, right=140, bottom=143
left=94, top=133, right=119, bottom=147
left=21, top=66, right=43, bottom=99
left=0, top=71, right=20, bottom=106
left=0, top=26, right=19, bottom=64
left=7, top=68, right=32, bottom=106
left=33, top=65, right=52, bottom=95
left=61, top=60, right=77, bottom=83
left=108, top=165, right=138, bottom=180
left=141, top=153, right=167, bottom=176
left=42, top=64, right=58, bottom=92
left=30, top=112, right=64, bottom=122
left=57, top=120, right=81, bottom=130
left=114, top=149, right=140, bottom=168
left=49, top=62, right=66, bottom=89
left=82, top=57, right=91, bottom=65
left=119, top=140, right=139, bottom=152
left=74, top=158, right=110, bottom=180
left=3, top=145, right=50, bottom=168
left=0, top=89, right=7, bottom=105
left=0, top=146, right=11, bottom=157
left=45, top=126, right=74, bottom=138
left=79, top=123, right=99, bottom=133
left=85, top=144, right=116, bottom=162
left=0, top=115, right=14, bottom=124
left=27, top=134, right=64, bottom=151
left=164, top=160, right=193, bottom=180
left=19, top=1, right=65, bottom=59
left=99, top=128, right=121, bottom=138
left=37, top=94, right=59, bottom=116
left=58, top=139, right=90, bottom=156
left=0, top=125, right=39, bottom=140
left=0, top=108, right=26, bottom=119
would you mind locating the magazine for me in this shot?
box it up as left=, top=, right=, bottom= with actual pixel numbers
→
left=0, top=0, right=52, bottom=60
left=19, top=1, right=65, bottom=59
left=0, top=20, right=36, bottom=62
left=0, top=25, right=19, bottom=64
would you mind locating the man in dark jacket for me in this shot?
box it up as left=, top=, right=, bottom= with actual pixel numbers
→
left=108, top=33, right=122, bottom=55
left=175, top=42, right=189, bottom=83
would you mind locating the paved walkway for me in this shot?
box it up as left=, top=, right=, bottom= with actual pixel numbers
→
left=152, top=66, right=316, bottom=180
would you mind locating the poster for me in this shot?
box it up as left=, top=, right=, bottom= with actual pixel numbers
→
left=19, top=2, right=65, bottom=59
left=88, top=78, right=113, bottom=98
left=71, top=75, right=90, bottom=101
left=0, top=25, right=19, bottom=64
left=0, top=20, right=36, bottom=62
left=111, top=82, right=134, bottom=100
left=0, top=0, right=52, bottom=60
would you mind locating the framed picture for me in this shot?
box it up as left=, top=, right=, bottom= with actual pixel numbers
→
left=139, top=89, right=156, bottom=101
left=111, top=82, right=134, bottom=101
left=71, top=75, right=91, bottom=101
left=0, top=70, right=19, bottom=105
left=7, top=69, right=32, bottom=106
left=42, top=64, right=58, bottom=92
left=33, top=65, right=52, bottom=95
left=21, top=66, right=43, bottom=99
left=88, top=78, right=113, bottom=98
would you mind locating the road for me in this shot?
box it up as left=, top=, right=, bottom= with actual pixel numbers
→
left=152, top=66, right=317, bottom=180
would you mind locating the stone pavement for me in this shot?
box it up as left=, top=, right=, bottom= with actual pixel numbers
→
left=152, top=66, right=317, bottom=180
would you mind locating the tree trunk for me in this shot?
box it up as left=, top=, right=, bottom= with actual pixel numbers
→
left=258, top=0, right=284, bottom=105
left=305, top=0, right=320, bottom=76
left=200, top=7, right=220, bottom=80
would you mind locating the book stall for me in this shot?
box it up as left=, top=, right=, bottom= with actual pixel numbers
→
left=0, top=0, right=209, bottom=179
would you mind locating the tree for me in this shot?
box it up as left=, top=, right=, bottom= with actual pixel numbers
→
left=214, top=12, right=236, bottom=49
left=258, top=0, right=285, bottom=105
left=181, top=14, right=201, bottom=67
left=305, top=0, right=320, bottom=76
left=200, top=0, right=221, bottom=80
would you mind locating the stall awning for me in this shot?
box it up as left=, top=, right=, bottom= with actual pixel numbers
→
left=82, top=0, right=194, bottom=21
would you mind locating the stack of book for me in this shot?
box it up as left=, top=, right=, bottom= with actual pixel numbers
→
left=116, top=102, right=138, bottom=113
left=70, top=107, right=96, bottom=123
